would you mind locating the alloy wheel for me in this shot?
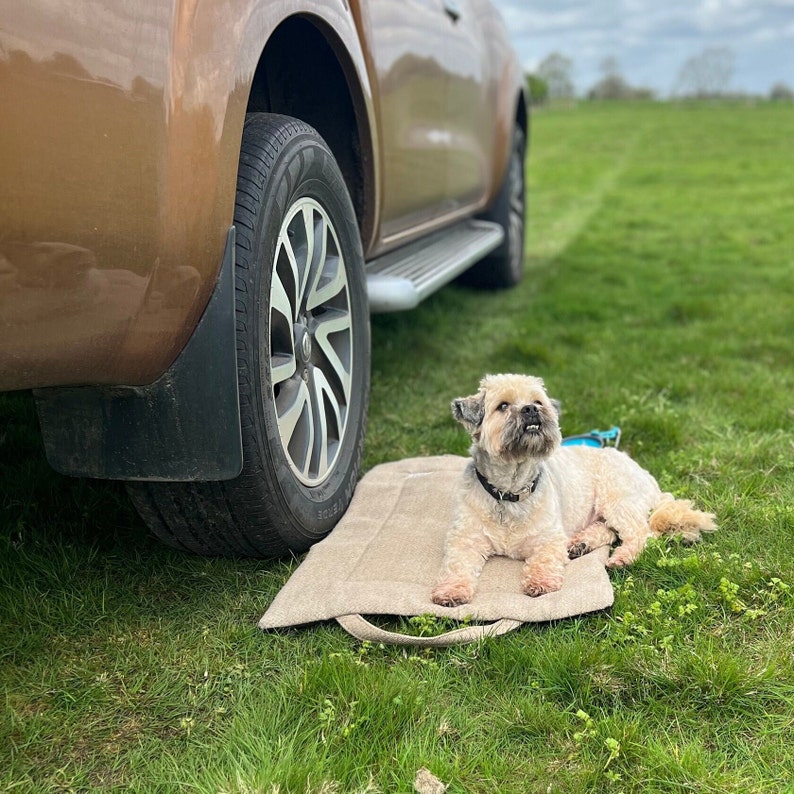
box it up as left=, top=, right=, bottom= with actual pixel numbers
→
left=268, top=197, right=354, bottom=486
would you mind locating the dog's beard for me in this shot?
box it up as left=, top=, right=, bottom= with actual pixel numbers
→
left=497, top=410, right=561, bottom=462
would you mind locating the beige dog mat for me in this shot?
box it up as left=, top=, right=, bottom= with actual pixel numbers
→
left=259, top=455, right=614, bottom=646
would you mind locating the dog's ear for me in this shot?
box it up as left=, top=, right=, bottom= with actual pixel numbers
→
left=451, top=392, right=485, bottom=436
left=550, top=398, right=562, bottom=418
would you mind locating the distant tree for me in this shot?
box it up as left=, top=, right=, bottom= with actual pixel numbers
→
left=588, top=74, right=629, bottom=100
left=769, top=82, right=794, bottom=101
left=631, top=87, right=656, bottom=101
left=587, top=56, right=655, bottom=101
left=674, top=47, right=734, bottom=98
left=537, top=53, right=575, bottom=100
left=599, top=56, right=621, bottom=81
left=525, top=73, right=548, bottom=105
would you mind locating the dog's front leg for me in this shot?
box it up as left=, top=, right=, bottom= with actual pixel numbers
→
left=521, top=536, right=568, bottom=597
left=432, top=530, right=492, bottom=607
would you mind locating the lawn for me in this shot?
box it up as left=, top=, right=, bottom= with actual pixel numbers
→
left=2, top=100, right=793, bottom=793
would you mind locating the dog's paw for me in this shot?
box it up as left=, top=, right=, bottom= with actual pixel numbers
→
left=605, top=550, right=634, bottom=568
left=431, top=581, right=473, bottom=607
left=567, top=540, right=590, bottom=559
left=522, top=574, right=563, bottom=598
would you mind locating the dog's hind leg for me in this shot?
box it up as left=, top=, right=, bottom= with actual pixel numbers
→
left=599, top=503, right=653, bottom=568
left=567, top=521, right=617, bottom=559
left=605, top=536, right=647, bottom=568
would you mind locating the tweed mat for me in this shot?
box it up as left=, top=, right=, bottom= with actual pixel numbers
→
left=259, top=455, right=613, bottom=645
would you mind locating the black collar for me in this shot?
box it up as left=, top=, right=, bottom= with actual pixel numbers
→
left=475, top=468, right=542, bottom=502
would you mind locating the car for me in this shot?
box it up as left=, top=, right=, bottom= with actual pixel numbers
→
left=0, top=0, right=528, bottom=557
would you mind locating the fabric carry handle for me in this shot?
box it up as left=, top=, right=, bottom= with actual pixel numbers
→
left=336, top=614, right=523, bottom=646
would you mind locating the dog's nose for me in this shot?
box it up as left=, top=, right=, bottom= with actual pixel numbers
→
left=521, top=404, right=540, bottom=419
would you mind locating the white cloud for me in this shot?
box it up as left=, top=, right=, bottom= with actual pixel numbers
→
left=490, top=0, right=794, bottom=95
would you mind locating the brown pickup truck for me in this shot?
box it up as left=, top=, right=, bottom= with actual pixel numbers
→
left=0, top=0, right=528, bottom=556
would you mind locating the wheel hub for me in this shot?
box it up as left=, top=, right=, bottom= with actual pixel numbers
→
left=294, top=323, right=312, bottom=365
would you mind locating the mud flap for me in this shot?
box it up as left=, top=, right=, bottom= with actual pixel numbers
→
left=34, top=227, right=243, bottom=481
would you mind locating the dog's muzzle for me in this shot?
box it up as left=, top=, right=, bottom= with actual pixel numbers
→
left=521, top=404, right=542, bottom=433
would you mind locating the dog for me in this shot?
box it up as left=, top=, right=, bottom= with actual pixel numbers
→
left=431, top=374, right=717, bottom=607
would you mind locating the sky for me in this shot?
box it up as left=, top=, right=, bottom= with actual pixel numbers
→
left=490, top=0, right=794, bottom=98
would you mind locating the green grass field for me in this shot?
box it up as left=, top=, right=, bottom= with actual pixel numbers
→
left=2, top=101, right=794, bottom=792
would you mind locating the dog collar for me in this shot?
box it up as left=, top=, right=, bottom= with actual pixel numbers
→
left=475, top=468, right=542, bottom=502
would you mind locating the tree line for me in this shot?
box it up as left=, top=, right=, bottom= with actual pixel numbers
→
left=528, top=49, right=794, bottom=104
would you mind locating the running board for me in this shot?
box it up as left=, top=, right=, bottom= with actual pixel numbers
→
left=366, top=220, right=504, bottom=313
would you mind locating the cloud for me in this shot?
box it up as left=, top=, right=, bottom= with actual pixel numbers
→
left=491, top=0, right=794, bottom=95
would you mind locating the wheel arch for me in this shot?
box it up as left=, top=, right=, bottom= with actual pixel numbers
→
left=244, top=14, right=378, bottom=255
left=516, top=85, right=529, bottom=142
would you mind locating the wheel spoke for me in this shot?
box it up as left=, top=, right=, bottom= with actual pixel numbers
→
left=510, top=213, right=523, bottom=240
left=510, top=193, right=524, bottom=215
left=309, top=372, right=329, bottom=478
left=270, top=353, right=296, bottom=386
left=307, top=254, right=347, bottom=310
left=309, top=367, right=345, bottom=479
left=276, top=379, right=314, bottom=478
left=270, top=266, right=295, bottom=326
left=293, top=203, right=316, bottom=313
left=313, top=309, right=352, bottom=396
left=269, top=266, right=298, bottom=385
left=510, top=167, right=524, bottom=213
left=306, top=218, right=346, bottom=311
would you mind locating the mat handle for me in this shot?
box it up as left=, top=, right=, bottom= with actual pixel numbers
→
left=336, top=614, right=523, bottom=646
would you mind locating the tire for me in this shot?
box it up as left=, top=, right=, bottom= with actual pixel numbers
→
left=127, top=114, right=370, bottom=557
left=462, top=124, right=526, bottom=289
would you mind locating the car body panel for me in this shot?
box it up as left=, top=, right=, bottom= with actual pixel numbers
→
left=0, top=0, right=524, bottom=392
left=363, top=0, right=473, bottom=239
left=0, top=0, right=373, bottom=389
left=360, top=0, right=520, bottom=251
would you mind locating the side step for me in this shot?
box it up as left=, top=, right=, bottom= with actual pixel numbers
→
left=365, top=220, right=504, bottom=313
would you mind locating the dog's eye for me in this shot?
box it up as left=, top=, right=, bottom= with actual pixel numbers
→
left=497, top=402, right=509, bottom=412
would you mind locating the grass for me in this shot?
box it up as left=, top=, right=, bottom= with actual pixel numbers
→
left=2, top=100, right=794, bottom=792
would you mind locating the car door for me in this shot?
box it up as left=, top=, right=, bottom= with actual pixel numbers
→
left=363, top=0, right=475, bottom=243
left=442, top=0, right=500, bottom=209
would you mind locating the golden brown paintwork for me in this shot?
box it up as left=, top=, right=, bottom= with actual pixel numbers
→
left=0, top=0, right=524, bottom=391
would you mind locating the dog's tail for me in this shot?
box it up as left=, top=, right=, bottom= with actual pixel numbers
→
left=650, top=494, right=717, bottom=542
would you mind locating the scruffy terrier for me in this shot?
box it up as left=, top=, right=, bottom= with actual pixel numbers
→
left=431, top=374, right=717, bottom=607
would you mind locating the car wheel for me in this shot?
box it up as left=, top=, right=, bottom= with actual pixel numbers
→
left=127, top=114, right=370, bottom=557
left=463, top=124, right=526, bottom=288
